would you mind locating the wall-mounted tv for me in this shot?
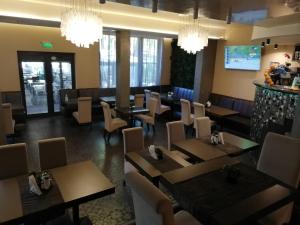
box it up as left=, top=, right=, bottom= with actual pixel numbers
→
left=224, top=45, right=261, bottom=71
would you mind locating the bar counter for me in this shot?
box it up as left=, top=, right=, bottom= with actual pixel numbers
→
left=250, top=81, right=299, bottom=143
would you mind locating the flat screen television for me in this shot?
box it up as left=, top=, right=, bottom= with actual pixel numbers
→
left=224, top=45, right=261, bottom=71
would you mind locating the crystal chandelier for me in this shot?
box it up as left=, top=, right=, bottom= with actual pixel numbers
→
left=177, top=16, right=208, bottom=54
left=61, top=0, right=103, bottom=48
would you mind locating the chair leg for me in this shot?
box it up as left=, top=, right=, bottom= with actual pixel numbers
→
left=107, top=133, right=111, bottom=143
left=152, top=125, right=155, bottom=133
left=147, top=123, right=150, bottom=132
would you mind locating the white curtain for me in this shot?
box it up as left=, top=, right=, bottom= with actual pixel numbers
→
left=100, top=32, right=116, bottom=88
left=130, top=35, right=163, bottom=87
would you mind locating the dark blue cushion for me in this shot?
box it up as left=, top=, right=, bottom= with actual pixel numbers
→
left=172, top=87, right=194, bottom=101
left=219, top=97, right=234, bottom=109
left=233, top=100, right=254, bottom=118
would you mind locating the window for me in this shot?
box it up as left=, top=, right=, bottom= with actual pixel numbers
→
left=100, top=32, right=116, bottom=88
left=130, top=36, right=163, bottom=87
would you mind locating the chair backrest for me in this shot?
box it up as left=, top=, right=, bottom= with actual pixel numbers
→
left=149, top=97, right=158, bottom=118
left=193, top=102, right=205, bottom=118
left=166, top=121, right=185, bottom=151
left=144, top=89, right=151, bottom=109
left=195, top=117, right=211, bottom=138
left=2, top=103, right=14, bottom=135
left=38, top=137, right=67, bottom=170
left=101, top=101, right=112, bottom=131
left=0, top=143, right=28, bottom=179
left=135, top=94, right=145, bottom=108
left=122, top=127, right=144, bottom=154
left=151, top=92, right=161, bottom=114
left=77, top=97, right=92, bottom=123
left=180, top=99, right=191, bottom=125
left=257, top=132, right=300, bottom=188
left=125, top=171, right=175, bottom=225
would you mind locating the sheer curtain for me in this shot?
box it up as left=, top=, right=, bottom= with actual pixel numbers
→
left=130, top=35, right=163, bottom=87
left=100, top=32, right=116, bottom=88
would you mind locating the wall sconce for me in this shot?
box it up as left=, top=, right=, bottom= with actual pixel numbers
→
left=274, top=44, right=278, bottom=49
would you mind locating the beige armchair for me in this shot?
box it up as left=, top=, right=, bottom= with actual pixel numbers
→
left=72, top=97, right=92, bottom=125
left=122, top=127, right=144, bottom=174
left=0, top=143, right=28, bottom=179
left=194, top=117, right=211, bottom=138
left=38, top=137, right=67, bottom=171
left=2, top=103, right=15, bottom=136
left=180, top=99, right=194, bottom=127
left=166, top=121, right=189, bottom=160
left=258, top=132, right=300, bottom=225
left=144, top=89, right=151, bottom=109
left=151, top=92, right=170, bottom=115
left=134, top=94, right=145, bottom=108
left=125, top=171, right=202, bottom=225
left=135, top=97, right=157, bottom=132
left=101, top=101, right=127, bottom=143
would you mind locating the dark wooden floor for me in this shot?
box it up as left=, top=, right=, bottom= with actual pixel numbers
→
left=13, top=115, right=300, bottom=225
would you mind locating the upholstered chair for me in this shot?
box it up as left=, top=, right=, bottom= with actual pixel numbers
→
left=193, top=102, right=215, bottom=129
left=195, top=117, right=211, bottom=139
left=144, top=89, right=151, bottom=109
left=2, top=103, right=15, bottom=135
left=135, top=97, right=157, bottom=132
left=151, top=92, right=170, bottom=115
left=180, top=99, right=194, bottom=127
left=38, top=137, right=67, bottom=170
left=101, top=101, right=127, bottom=143
left=0, top=143, right=28, bottom=179
left=258, top=132, right=300, bottom=225
left=166, top=121, right=189, bottom=160
left=134, top=94, right=145, bottom=108
left=72, top=97, right=92, bottom=124
left=125, top=171, right=202, bottom=225
left=122, top=127, right=144, bottom=174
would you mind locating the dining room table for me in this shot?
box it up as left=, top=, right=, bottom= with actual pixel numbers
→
left=115, top=106, right=150, bottom=127
left=99, top=95, right=135, bottom=106
left=125, top=146, right=191, bottom=186
left=160, top=156, right=298, bottom=225
left=0, top=161, right=115, bottom=225
left=172, top=132, right=259, bottom=162
left=205, top=105, right=239, bottom=129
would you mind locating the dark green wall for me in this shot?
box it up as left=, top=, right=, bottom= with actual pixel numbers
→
left=170, top=39, right=196, bottom=89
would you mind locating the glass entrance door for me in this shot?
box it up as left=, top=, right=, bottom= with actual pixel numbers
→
left=18, top=52, right=75, bottom=116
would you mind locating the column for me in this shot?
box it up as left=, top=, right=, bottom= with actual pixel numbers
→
left=115, top=30, right=130, bottom=108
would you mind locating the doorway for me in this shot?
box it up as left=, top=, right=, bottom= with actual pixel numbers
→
left=18, top=52, right=75, bottom=116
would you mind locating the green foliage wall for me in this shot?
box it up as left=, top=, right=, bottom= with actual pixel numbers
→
left=170, top=39, right=196, bottom=89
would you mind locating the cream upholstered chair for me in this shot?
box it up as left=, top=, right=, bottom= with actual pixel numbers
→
left=193, top=102, right=215, bottom=129
left=151, top=92, right=170, bottom=115
left=135, top=97, right=157, bottom=132
left=72, top=97, right=92, bottom=124
left=144, top=89, right=151, bottom=109
left=101, top=101, right=127, bottom=142
left=180, top=99, right=194, bottom=126
left=258, top=132, right=300, bottom=225
left=195, top=117, right=211, bottom=138
left=38, top=137, right=67, bottom=170
left=2, top=103, right=15, bottom=135
left=122, top=127, right=144, bottom=174
left=134, top=94, right=145, bottom=108
left=0, top=143, right=28, bottom=179
left=125, top=171, right=202, bottom=225
left=166, top=121, right=189, bottom=160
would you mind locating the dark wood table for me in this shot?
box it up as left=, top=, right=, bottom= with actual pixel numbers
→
left=125, top=147, right=191, bottom=186
left=0, top=161, right=115, bottom=225
left=160, top=157, right=298, bottom=225
left=173, top=132, right=259, bottom=161
left=100, top=95, right=134, bottom=106
left=205, top=105, right=239, bottom=118
left=116, top=106, right=150, bottom=127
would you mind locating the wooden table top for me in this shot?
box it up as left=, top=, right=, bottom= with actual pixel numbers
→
left=0, top=161, right=115, bottom=224
left=115, top=107, right=149, bottom=115
left=100, top=95, right=134, bottom=103
left=160, top=157, right=298, bottom=225
left=205, top=105, right=239, bottom=117
left=125, top=147, right=191, bottom=183
left=173, top=132, right=259, bottom=160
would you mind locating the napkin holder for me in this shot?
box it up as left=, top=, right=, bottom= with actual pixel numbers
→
left=148, top=145, right=163, bottom=160
left=28, top=171, right=52, bottom=196
left=210, top=132, right=224, bottom=145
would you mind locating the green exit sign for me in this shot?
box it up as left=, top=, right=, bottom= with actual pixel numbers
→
left=40, top=41, right=53, bottom=49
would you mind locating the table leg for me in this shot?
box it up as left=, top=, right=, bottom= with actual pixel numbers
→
left=72, top=205, right=80, bottom=225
